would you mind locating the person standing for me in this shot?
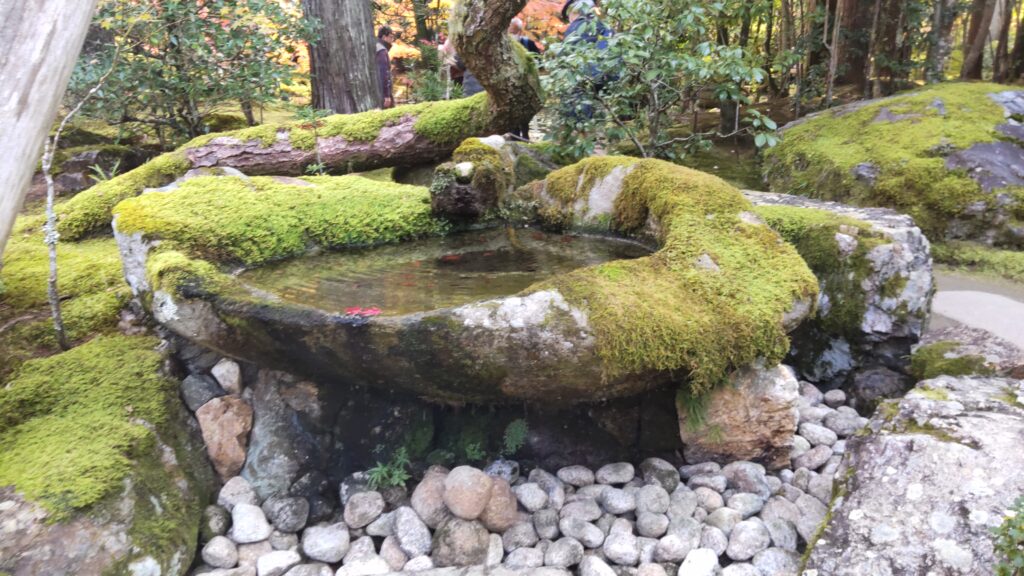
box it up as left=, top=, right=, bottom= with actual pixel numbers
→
left=376, top=26, right=396, bottom=109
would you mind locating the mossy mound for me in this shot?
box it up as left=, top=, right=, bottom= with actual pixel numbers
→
left=910, top=341, right=995, bottom=381
left=0, top=217, right=129, bottom=379
left=532, top=157, right=820, bottom=393
left=764, top=82, right=1024, bottom=244
left=114, top=174, right=446, bottom=269
left=0, top=335, right=214, bottom=574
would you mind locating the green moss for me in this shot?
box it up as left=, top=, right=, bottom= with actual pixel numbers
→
left=58, top=152, right=191, bottom=240
left=914, top=385, right=952, bottom=401
left=753, top=205, right=887, bottom=338
left=0, top=335, right=175, bottom=519
left=764, top=82, right=1014, bottom=240
left=115, top=175, right=446, bottom=268
left=414, top=93, right=491, bottom=145
left=933, top=241, right=1024, bottom=283
left=145, top=250, right=234, bottom=299
left=0, top=233, right=124, bottom=311
left=910, top=341, right=994, bottom=380
left=203, top=112, right=250, bottom=133
left=532, top=158, right=819, bottom=394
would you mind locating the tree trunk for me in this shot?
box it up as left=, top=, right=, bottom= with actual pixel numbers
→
left=0, top=0, right=98, bottom=259
left=994, top=0, right=1015, bottom=80
left=837, top=0, right=871, bottom=86
left=962, top=0, right=997, bottom=78
left=865, top=0, right=884, bottom=97
left=304, top=0, right=381, bottom=113
left=925, top=0, right=960, bottom=82
left=1009, top=0, right=1024, bottom=78
left=412, top=0, right=434, bottom=42
left=185, top=0, right=542, bottom=175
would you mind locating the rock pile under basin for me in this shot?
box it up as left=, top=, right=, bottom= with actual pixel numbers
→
left=191, top=383, right=862, bottom=576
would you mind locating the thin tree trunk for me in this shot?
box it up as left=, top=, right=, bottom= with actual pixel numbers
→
left=926, top=0, right=960, bottom=82
left=1009, top=0, right=1024, bottom=78
left=865, top=0, right=884, bottom=97
left=994, top=0, right=1015, bottom=80
left=0, top=0, right=98, bottom=260
left=826, top=0, right=847, bottom=107
left=412, top=0, right=433, bottom=42
left=962, top=0, right=997, bottom=78
left=304, top=0, right=381, bottom=113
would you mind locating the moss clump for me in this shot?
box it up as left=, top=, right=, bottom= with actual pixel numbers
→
left=910, top=341, right=994, bottom=381
left=764, top=82, right=1014, bottom=240
left=0, top=335, right=175, bottom=518
left=115, top=175, right=446, bottom=268
left=452, top=138, right=513, bottom=214
left=0, top=233, right=124, bottom=311
left=532, top=158, right=819, bottom=393
left=57, top=152, right=191, bottom=240
left=933, top=241, right=1024, bottom=283
left=203, top=112, right=250, bottom=133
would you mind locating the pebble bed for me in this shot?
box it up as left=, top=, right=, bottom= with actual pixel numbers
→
left=192, top=383, right=865, bottom=576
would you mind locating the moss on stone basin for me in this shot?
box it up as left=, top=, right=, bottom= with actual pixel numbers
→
left=115, top=159, right=818, bottom=405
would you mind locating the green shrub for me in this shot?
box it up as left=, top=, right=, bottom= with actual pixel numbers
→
left=995, top=496, right=1024, bottom=576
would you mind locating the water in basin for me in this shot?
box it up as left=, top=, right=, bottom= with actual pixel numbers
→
left=240, top=227, right=651, bottom=316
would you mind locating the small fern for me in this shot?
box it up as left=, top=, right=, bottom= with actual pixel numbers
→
left=502, top=419, right=528, bottom=456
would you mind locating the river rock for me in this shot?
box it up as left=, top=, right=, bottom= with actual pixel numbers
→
left=752, top=547, right=800, bottom=576
left=203, top=505, right=232, bottom=542
left=344, top=491, right=385, bottom=529
left=301, top=522, right=350, bottom=563
left=680, top=548, right=720, bottom=576
left=558, top=465, right=596, bottom=487
left=212, top=358, right=244, bottom=395
left=636, top=512, right=669, bottom=538
left=726, top=519, right=771, bottom=561
left=229, top=503, right=273, bottom=544
left=197, top=396, right=254, bottom=479
left=534, top=508, right=560, bottom=540
left=603, top=528, right=640, bottom=565
left=503, top=522, right=540, bottom=552
left=379, top=536, right=408, bottom=571
left=412, top=465, right=451, bottom=529
left=545, top=537, right=584, bottom=568
left=203, top=536, right=240, bottom=569
left=679, top=363, right=799, bottom=470
left=806, top=375, right=1024, bottom=575
left=515, top=482, right=549, bottom=512
left=182, top=373, right=227, bottom=411
left=480, top=478, right=518, bottom=533
left=596, top=463, right=635, bottom=485
left=256, top=550, right=300, bottom=576
left=393, top=506, right=432, bottom=558
left=262, top=495, right=309, bottom=534
left=443, top=466, right=494, bottom=521
left=432, top=518, right=490, bottom=567
left=506, top=547, right=545, bottom=568
left=639, top=458, right=680, bottom=492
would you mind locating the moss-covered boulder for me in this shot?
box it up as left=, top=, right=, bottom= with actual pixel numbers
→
left=744, top=191, right=934, bottom=393
left=0, top=335, right=216, bottom=576
left=113, top=159, right=817, bottom=406
left=764, top=82, right=1024, bottom=247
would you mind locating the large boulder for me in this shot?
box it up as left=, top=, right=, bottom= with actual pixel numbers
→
left=0, top=336, right=216, bottom=576
left=764, top=82, right=1024, bottom=247
left=745, top=191, right=934, bottom=394
left=114, top=158, right=817, bottom=406
left=804, top=375, right=1024, bottom=575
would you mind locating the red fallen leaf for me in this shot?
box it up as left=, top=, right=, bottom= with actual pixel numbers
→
left=345, top=306, right=363, bottom=315
left=482, top=251, right=495, bottom=257
left=440, top=254, right=462, bottom=262
left=361, top=308, right=382, bottom=317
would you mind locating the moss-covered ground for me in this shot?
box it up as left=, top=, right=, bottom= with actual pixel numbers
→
left=764, top=82, right=1020, bottom=240
left=0, top=335, right=172, bottom=517
left=532, top=157, right=819, bottom=394
left=933, top=241, right=1024, bottom=283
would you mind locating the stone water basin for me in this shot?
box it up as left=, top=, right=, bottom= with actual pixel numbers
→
left=114, top=158, right=819, bottom=406
left=239, top=227, right=651, bottom=318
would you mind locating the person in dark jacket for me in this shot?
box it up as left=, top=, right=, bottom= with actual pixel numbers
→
left=509, top=18, right=543, bottom=55
left=561, top=0, right=614, bottom=121
left=376, top=26, right=396, bottom=109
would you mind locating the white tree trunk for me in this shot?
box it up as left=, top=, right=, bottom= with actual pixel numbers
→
left=0, top=0, right=98, bottom=259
